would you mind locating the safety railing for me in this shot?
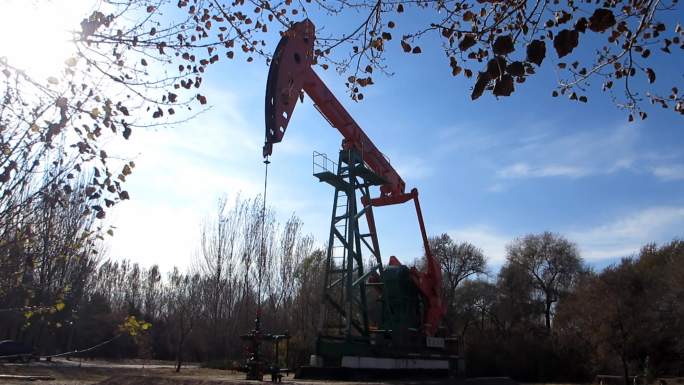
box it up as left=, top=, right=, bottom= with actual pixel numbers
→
left=313, top=151, right=337, bottom=175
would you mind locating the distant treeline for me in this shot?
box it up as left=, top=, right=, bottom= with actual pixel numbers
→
left=1, top=185, right=682, bottom=381
left=0, top=190, right=324, bottom=370
left=444, top=234, right=684, bottom=382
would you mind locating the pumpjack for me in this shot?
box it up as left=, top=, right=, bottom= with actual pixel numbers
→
left=263, top=19, right=463, bottom=377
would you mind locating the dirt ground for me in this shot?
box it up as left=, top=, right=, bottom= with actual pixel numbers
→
left=0, top=359, right=432, bottom=385
left=0, top=359, right=227, bottom=385
left=0, top=360, right=532, bottom=385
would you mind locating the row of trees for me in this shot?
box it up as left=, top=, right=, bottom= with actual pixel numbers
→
left=0, top=166, right=105, bottom=351
left=0, top=192, right=323, bottom=370
left=1, top=186, right=682, bottom=380
left=434, top=233, right=684, bottom=382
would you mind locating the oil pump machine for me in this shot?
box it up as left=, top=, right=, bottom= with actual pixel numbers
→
left=263, top=19, right=463, bottom=378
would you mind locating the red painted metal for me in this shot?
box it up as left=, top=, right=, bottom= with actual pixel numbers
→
left=264, top=19, right=404, bottom=199
left=264, top=19, right=444, bottom=336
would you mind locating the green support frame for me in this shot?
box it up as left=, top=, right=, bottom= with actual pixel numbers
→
left=313, top=149, right=386, bottom=345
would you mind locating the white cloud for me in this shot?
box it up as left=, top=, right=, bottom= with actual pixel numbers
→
left=495, top=123, right=642, bottom=180
left=394, top=156, right=434, bottom=180
left=569, top=206, right=684, bottom=260
left=448, top=226, right=510, bottom=266
left=106, top=87, right=263, bottom=271
left=440, top=120, right=682, bottom=186
left=447, top=206, right=684, bottom=269
left=486, top=183, right=505, bottom=193
left=652, top=165, right=684, bottom=181
left=104, top=85, right=336, bottom=271
left=107, top=200, right=201, bottom=269
left=497, top=162, right=589, bottom=179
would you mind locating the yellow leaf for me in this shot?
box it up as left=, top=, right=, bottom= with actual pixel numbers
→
left=55, top=302, right=65, bottom=311
left=90, top=107, right=100, bottom=119
left=65, top=57, right=78, bottom=67
left=47, top=76, right=59, bottom=85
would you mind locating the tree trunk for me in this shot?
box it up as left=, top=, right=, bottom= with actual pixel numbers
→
left=175, top=337, right=184, bottom=373
left=175, top=347, right=182, bottom=373
left=545, top=300, right=552, bottom=332
left=621, top=352, right=629, bottom=385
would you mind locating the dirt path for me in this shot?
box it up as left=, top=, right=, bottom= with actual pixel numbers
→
left=0, top=360, right=205, bottom=385
left=0, top=361, right=333, bottom=385
left=0, top=360, right=524, bottom=385
left=47, top=358, right=199, bottom=370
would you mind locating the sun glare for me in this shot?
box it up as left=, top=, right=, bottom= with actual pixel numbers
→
left=0, top=0, right=90, bottom=79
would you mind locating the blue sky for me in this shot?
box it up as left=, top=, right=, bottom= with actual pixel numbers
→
left=97, top=8, right=684, bottom=273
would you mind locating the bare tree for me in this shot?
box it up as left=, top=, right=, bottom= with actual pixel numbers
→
left=450, top=279, right=498, bottom=337
left=165, top=268, right=202, bottom=372
left=428, top=233, right=487, bottom=326
left=431, top=234, right=488, bottom=289
left=290, top=247, right=325, bottom=363
left=505, top=231, right=583, bottom=332
left=196, top=196, right=241, bottom=354
left=143, top=265, right=163, bottom=320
